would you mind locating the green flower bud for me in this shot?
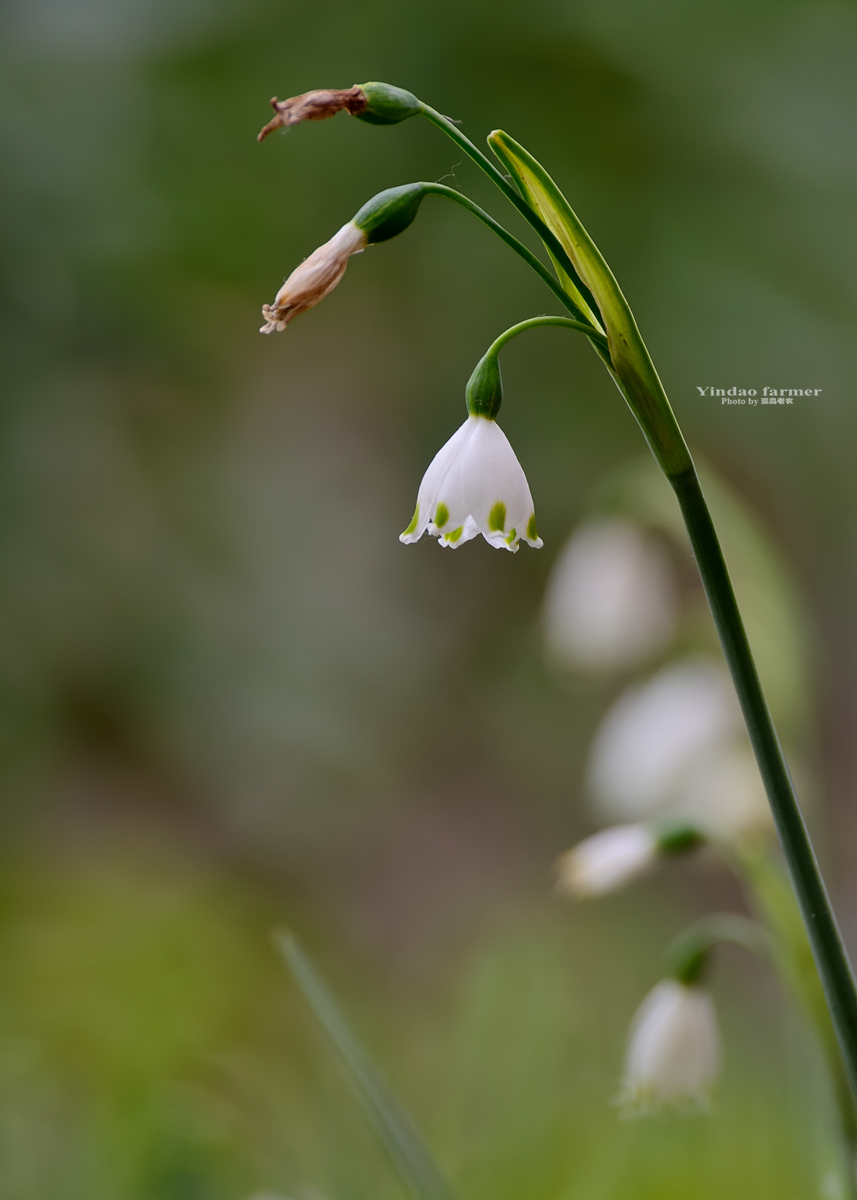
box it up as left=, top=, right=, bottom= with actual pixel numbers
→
left=352, top=183, right=428, bottom=245
left=354, top=82, right=422, bottom=125
left=465, top=353, right=503, bottom=420
left=653, top=818, right=705, bottom=857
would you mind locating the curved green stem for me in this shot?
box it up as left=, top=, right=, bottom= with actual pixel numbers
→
left=419, top=105, right=601, bottom=325
left=665, top=912, right=774, bottom=982
left=485, top=314, right=608, bottom=355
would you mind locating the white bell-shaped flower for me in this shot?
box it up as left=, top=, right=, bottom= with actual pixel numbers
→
left=618, top=979, right=721, bottom=1114
left=399, top=414, right=543, bottom=552
left=543, top=517, right=677, bottom=670
left=260, top=222, right=367, bottom=333
left=555, top=824, right=657, bottom=898
left=587, top=660, right=742, bottom=822
left=586, top=658, right=771, bottom=841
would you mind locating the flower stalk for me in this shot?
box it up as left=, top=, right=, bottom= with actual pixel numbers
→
left=257, top=78, right=857, bottom=1116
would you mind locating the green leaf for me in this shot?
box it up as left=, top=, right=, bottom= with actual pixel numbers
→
left=487, top=130, right=692, bottom=480
left=276, top=931, right=458, bottom=1200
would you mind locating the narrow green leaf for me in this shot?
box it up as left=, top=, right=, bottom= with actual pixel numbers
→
left=488, top=130, right=692, bottom=480
left=276, top=931, right=458, bottom=1200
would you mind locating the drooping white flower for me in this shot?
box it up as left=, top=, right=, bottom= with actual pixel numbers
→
left=618, top=979, right=721, bottom=1114
left=586, top=658, right=771, bottom=840
left=587, top=660, right=742, bottom=822
left=260, top=222, right=367, bottom=333
left=399, top=414, right=543, bottom=552
left=555, top=824, right=657, bottom=898
left=542, top=517, right=677, bottom=670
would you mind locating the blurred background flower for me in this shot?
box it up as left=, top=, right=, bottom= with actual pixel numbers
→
left=543, top=517, right=677, bottom=670
left=2, top=0, right=857, bottom=1194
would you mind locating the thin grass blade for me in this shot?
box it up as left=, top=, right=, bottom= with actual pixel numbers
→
left=276, top=931, right=458, bottom=1200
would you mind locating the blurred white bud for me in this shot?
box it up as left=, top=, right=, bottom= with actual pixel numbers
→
left=555, top=824, right=657, bottom=898
left=260, top=222, right=367, bottom=333
left=618, top=979, right=720, bottom=1114
left=587, top=660, right=744, bottom=825
left=543, top=518, right=677, bottom=670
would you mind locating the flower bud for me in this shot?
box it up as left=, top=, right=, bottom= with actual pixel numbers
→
left=354, top=82, right=422, bottom=126
left=465, top=353, right=503, bottom=420
left=352, top=184, right=429, bottom=245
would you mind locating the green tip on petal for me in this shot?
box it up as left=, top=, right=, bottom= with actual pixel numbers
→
left=504, top=527, right=517, bottom=545
left=446, top=525, right=464, bottom=544
left=401, top=504, right=420, bottom=537
left=434, top=502, right=449, bottom=529
left=488, top=501, right=506, bottom=532
left=527, top=513, right=538, bottom=542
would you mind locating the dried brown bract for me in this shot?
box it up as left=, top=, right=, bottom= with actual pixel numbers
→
left=257, top=87, right=368, bottom=142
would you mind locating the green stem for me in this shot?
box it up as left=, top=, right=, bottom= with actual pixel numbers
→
left=671, top=466, right=857, bottom=1103
left=737, top=847, right=857, bottom=1185
left=484, top=314, right=608, bottom=355
left=419, top=106, right=602, bottom=325
left=422, top=184, right=599, bottom=334
left=665, top=912, right=773, bottom=984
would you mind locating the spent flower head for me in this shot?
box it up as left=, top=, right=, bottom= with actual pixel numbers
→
left=260, top=185, right=429, bottom=334
left=260, top=222, right=367, bottom=333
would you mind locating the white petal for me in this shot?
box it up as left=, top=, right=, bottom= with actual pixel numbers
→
left=587, top=661, right=742, bottom=822
left=619, top=981, right=720, bottom=1113
left=556, top=824, right=657, bottom=897
left=437, top=515, right=480, bottom=548
left=399, top=418, right=478, bottom=543
left=455, top=418, right=535, bottom=543
left=543, top=518, right=677, bottom=670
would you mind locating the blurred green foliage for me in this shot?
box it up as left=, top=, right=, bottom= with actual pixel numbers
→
left=2, top=0, right=857, bottom=1194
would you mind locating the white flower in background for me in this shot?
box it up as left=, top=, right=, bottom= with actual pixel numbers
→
left=555, top=824, right=657, bottom=898
left=260, top=222, right=367, bottom=333
left=618, top=979, right=721, bottom=1114
left=399, top=415, right=543, bottom=551
left=587, top=660, right=751, bottom=830
left=543, top=517, right=677, bottom=670
left=679, top=743, right=771, bottom=840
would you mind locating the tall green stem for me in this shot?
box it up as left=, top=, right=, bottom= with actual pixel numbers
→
left=738, top=848, right=857, bottom=1190
left=672, top=466, right=857, bottom=1100
left=372, top=81, right=857, bottom=1115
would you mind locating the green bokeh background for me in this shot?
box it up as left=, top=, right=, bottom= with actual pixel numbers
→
left=2, top=0, right=857, bottom=1195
